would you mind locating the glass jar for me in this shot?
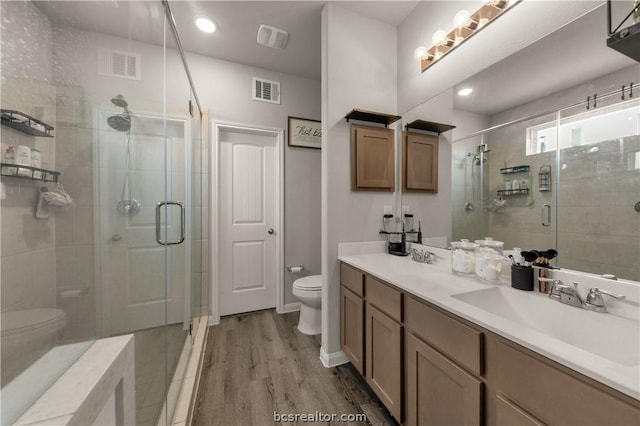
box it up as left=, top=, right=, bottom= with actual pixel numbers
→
left=450, top=239, right=479, bottom=275
left=474, top=237, right=504, bottom=255
left=474, top=247, right=504, bottom=282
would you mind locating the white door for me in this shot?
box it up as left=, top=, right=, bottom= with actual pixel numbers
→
left=219, top=128, right=279, bottom=316
left=98, top=113, right=187, bottom=335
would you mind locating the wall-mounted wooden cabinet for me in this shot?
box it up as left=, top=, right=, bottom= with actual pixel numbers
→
left=403, top=131, right=438, bottom=192
left=350, top=124, right=395, bottom=191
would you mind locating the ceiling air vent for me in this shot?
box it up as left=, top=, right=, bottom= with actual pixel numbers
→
left=256, top=24, right=289, bottom=50
left=252, top=77, right=281, bottom=104
left=98, top=48, right=141, bottom=80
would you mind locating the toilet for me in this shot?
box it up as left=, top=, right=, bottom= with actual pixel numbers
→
left=1, top=308, right=67, bottom=384
left=292, top=275, right=322, bottom=335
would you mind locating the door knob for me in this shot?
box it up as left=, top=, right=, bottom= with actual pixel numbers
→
left=268, top=228, right=274, bottom=235
left=111, top=234, right=122, bottom=242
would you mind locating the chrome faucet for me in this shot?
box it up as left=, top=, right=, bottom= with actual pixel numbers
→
left=538, top=277, right=626, bottom=312
left=549, top=280, right=584, bottom=308
left=584, top=288, right=626, bottom=313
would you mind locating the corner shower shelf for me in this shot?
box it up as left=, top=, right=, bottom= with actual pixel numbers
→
left=1, top=109, right=54, bottom=137
left=405, top=119, right=455, bottom=135
left=497, top=188, right=529, bottom=197
left=500, top=165, right=530, bottom=174
left=344, top=108, right=401, bottom=128
left=1, top=163, right=61, bottom=182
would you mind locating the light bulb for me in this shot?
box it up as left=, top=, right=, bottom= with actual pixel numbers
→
left=414, top=46, right=428, bottom=60
left=453, top=10, right=470, bottom=28
left=431, top=30, right=447, bottom=46
left=458, top=88, right=473, bottom=96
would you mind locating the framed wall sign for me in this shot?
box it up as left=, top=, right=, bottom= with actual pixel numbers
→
left=288, top=116, right=321, bottom=149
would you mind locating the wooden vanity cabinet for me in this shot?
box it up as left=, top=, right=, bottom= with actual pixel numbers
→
left=365, top=276, right=403, bottom=421
left=350, top=124, right=395, bottom=191
left=404, top=295, right=483, bottom=426
left=486, top=334, right=640, bottom=426
left=339, top=262, right=640, bottom=426
left=340, top=263, right=365, bottom=374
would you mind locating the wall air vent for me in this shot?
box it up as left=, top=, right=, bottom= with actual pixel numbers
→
left=98, top=48, right=141, bottom=80
left=252, top=77, right=281, bottom=104
left=256, top=24, right=289, bottom=50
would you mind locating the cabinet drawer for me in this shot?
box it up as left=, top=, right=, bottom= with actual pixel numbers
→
left=494, top=339, right=640, bottom=425
left=405, top=296, right=482, bottom=376
left=366, top=275, right=402, bottom=322
left=340, top=263, right=364, bottom=297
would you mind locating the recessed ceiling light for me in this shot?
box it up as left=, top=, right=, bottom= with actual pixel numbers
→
left=194, top=15, right=216, bottom=33
left=458, top=88, right=473, bottom=96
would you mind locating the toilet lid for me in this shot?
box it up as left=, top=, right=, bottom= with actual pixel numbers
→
left=293, top=275, right=321, bottom=290
left=1, top=308, right=66, bottom=336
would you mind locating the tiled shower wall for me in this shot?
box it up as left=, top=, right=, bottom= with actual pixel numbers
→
left=486, top=133, right=639, bottom=280
left=0, top=2, right=60, bottom=384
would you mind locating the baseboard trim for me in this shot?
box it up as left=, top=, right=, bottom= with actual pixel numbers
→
left=319, top=347, right=349, bottom=368
left=208, top=315, right=220, bottom=326
left=282, top=302, right=301, bottom=313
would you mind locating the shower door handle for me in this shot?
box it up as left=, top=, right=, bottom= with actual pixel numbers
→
left=542, top=204, right=551, bottom=227
left=155, top=201, right=185, bottom=245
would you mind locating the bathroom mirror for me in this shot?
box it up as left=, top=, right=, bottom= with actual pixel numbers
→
left=399, top=3, right=640, bottom=282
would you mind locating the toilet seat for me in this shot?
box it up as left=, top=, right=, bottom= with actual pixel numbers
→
left=293, top=275, right=321, bottom=291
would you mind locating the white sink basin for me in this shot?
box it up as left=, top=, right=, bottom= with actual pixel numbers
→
left=452, top=286, right=640, bottom=366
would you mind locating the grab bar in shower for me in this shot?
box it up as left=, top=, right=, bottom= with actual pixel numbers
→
left=155, top=201, right=185, bottom=245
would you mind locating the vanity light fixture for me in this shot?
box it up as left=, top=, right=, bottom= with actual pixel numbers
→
left=194, top=15, right=216, bottom=33
left=458, top=88, right=473, bottom=96
left=419, top=0, right=520, bottom=72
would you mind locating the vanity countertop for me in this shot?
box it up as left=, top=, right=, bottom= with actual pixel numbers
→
left=338, top=243, right=640, bottom=400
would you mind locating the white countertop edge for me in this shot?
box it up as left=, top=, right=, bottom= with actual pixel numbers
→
left=337, top=249, right=640, bottom=401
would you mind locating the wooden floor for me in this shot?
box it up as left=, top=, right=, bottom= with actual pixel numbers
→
left=192, top=309, right=398, bottom=426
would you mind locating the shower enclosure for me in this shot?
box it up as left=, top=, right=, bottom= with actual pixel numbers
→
left=452, top=82, right=640, bottom=282
left=1, top=1, right=207, bottom=425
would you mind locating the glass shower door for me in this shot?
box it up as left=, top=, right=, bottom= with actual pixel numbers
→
left=556, top=92, right=640, bottom=281
left=97, top=114, right=188, bottom=336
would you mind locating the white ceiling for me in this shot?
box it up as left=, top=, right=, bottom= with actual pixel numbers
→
left=35, top=1, right=420, bottom=81
left=33, top=1, right=635, bottom=114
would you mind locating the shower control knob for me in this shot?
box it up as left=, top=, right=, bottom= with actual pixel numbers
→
left=111, top=234, right=122, bottom=242
left=267, top=228, right=275, bottom=235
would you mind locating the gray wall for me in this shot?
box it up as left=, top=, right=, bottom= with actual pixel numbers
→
left=185, top=52, right=321, bottom=308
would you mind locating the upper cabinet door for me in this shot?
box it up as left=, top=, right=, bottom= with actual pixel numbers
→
left=403, top=131, right=438, bottom=192
left=351, top=124, right=395, bottom=191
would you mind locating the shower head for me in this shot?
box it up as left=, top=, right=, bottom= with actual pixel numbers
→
left=111, top=94, right=128, bottom=109
left=107, top=113, right=131, bottom=132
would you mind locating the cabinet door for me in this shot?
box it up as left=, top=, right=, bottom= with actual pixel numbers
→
left=405, top=332, right=482, bottom=426
left=366, top=304, right=402, bottom=422
left=341, top=286, right=365, bottom=374
left=403, top=131, right=438, bottom=192
left=351, top=124, right=395, bottom=191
